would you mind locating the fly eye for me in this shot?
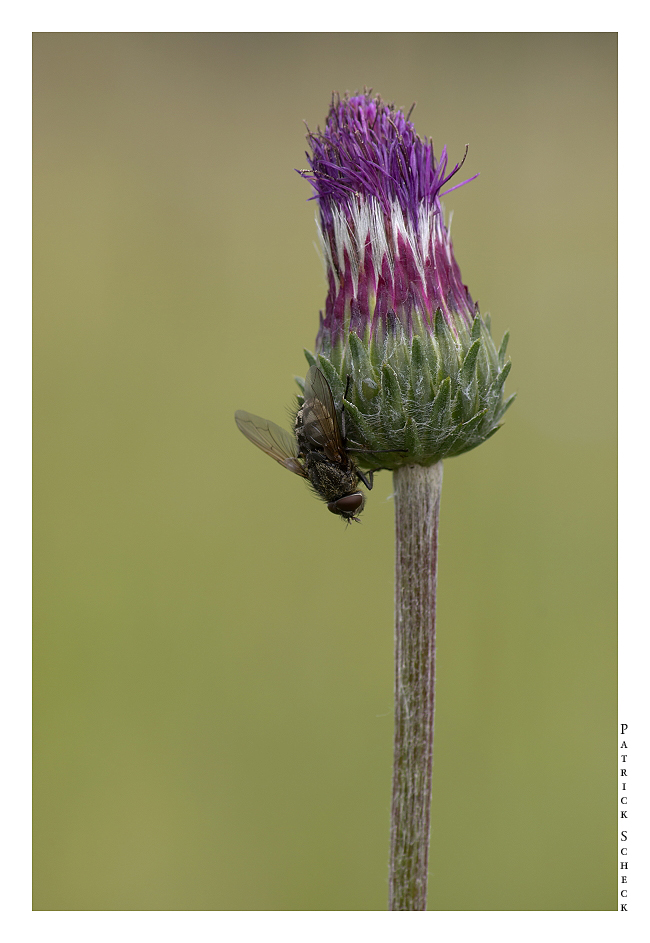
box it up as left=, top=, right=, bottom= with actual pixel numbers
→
left=329, top=493, right=364, bottom=515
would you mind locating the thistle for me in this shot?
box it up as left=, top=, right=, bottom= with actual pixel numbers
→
left=299, top=92, right=514, bottom=470
left=299, top=93, right=514, bottom=911
left=235, top=91, right=514, bottom=910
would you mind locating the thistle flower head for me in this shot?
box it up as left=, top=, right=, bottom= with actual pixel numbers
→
left=298, top=92, right=514, bottom=470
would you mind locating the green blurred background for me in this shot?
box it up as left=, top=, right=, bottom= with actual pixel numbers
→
left=33, top=33, right=617, bottom=910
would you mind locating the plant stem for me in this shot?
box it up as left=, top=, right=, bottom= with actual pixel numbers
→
left=389, top=461, right=443, bottom=911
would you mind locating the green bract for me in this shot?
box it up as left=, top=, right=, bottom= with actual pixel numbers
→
left=297, top=310, right=514, bottom=471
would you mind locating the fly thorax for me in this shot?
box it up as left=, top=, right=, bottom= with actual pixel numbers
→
left=305, top=455, right=358, bottom=502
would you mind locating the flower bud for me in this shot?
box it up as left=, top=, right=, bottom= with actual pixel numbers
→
left=298, top=92, right=514, bottom=470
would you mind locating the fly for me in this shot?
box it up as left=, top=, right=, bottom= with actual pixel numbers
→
left=235, top=365, right=379, bottom=523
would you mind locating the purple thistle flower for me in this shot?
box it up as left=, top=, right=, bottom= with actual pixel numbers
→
left=300, top=92, right=480, bottom=354
left=297, top=92, right=513, bottom=471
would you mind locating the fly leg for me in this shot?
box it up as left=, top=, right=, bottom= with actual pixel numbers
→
left=341, top=374, right=353, bottom=443
left=357, top=468, right=374, bottom=491
left=343, top=375, right=407, bottom=482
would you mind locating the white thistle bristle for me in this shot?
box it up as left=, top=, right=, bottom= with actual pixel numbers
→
left=321, top=196, right=445, bottom=291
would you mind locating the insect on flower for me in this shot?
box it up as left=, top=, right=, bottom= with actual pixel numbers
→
left=235, top=366, right=378, bottom=523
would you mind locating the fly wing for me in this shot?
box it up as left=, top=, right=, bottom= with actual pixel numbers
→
left=301, top=366, right=346, bottom=463
left=235, top=410, right=308, bottom=478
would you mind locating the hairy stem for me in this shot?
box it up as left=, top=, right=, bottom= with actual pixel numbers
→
left=389, top=461, right=443, bottom=911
